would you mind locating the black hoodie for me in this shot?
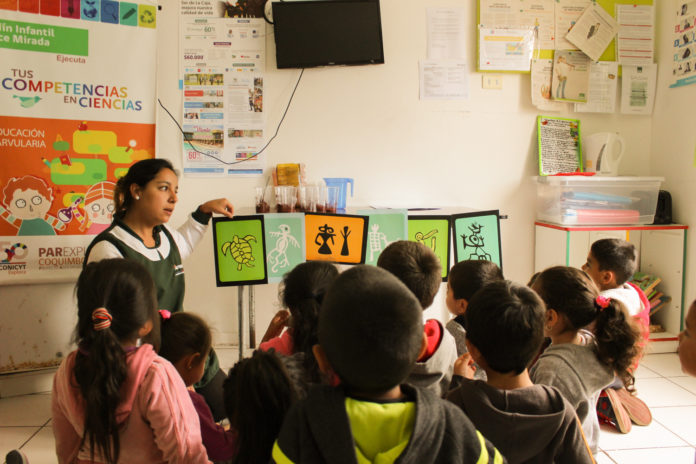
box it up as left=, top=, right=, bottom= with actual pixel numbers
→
left=447, top=378, right=594, bottom=464
left=274, top=383, right=505, bottom=463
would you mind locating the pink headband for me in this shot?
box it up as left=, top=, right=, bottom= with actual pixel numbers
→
left=92, top=307, right=112, bottom=331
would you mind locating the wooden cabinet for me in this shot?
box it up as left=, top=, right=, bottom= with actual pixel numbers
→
left=534, top=222, right=688, bottom=353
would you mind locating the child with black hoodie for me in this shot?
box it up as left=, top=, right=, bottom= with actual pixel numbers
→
left=447, top=280, right=594, bottom=464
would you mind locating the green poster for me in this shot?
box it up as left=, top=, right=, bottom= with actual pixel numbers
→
left=213, top=216, right=267, bottom=286
left=452, top=210, right=502, bottom=270
left=407, top=215, right=451, bottom=280
left=358, top=209, right=408, bottom=266
left=263, top=213, right=306, bottom=283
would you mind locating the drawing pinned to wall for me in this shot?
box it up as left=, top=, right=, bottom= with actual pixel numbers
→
left=213, top=216, right=267, bottom=286
left=452, top=210, right=502, bottom=270
left=358, top=209, right=408, bottom=265
left=263, top=213, right=305, bottom=283
left=304, top=213, right=367, bottom=265
left=407, top=215, right=451, bottom=280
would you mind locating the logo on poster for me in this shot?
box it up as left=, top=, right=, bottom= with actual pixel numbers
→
left=0, top=241, right=28, bottom=275
left=38, top=246, right=84, bottom=269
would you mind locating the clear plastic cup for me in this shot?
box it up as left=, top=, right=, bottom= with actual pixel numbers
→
left=326, top=186, right=339, bottom=214
left=255, top=186, right=271, bottom=213
left=275, top=185, right=296, bottom=213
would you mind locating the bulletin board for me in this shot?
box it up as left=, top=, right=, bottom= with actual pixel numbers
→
left=477, top=0, right=654, bottom=72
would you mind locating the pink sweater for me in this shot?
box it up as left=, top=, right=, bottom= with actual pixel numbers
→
left=52, top=345, right=211, bottom=464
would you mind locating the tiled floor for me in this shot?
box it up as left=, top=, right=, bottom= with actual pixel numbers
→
left=2, top=352, right=695, bottom=463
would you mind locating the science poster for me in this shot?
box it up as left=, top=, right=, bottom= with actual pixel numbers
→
left=0, top=1, right=157, bottom=284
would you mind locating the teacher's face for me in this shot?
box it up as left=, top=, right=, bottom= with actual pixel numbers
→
left=137, top=168, right=179, bottom=224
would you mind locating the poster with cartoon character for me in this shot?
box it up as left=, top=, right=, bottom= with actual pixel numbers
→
left=263, top=213, right=305, bottom=283
left=0, top=2, right=156, bottom=284
left=452, top=210, right=502, bottom=271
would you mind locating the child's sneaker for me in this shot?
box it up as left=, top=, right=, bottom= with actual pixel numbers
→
left=597, top=388, right=632, bottom=433
left=5, top=449, right=29, bottom=464
left=616, top=387, right=652, bottom=426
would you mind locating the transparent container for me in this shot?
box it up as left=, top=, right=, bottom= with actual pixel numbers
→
left=535, top=176, right=663, bottom=225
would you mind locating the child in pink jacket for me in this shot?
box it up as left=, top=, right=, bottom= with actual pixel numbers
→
left=51, top=258, right=210, bottom=464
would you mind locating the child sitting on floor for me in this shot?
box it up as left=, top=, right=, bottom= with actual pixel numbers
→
left=223, top=350, right=298, bottom=464
left=378, top=241, right=458, bottom=397
left=530, top=266, right=641, bottom=455
left=272, top=265, right=504, bottom=463
left=678, top=299, right=696, bottom=376
left=447, top=280, right=594, bottom=464
left=445, top=260, right=504, bottom=356
left=159, top=311, right=236, bottom=462
left=51, top=259, right=209, bottom=463
left=259, top=261, right=339, bottom=384
left=583, top=238, right=652, bottom=431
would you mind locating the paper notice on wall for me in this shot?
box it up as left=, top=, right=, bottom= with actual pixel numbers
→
left=615, top=4, right=654, bottom=65
left=555, top=0, right=593, bottom=50
left=180, top=1, right=266, bottom=176
left=478, top=27, right=535, bottom=72
left=575, top=61, right=618, bottom=113
left=565, top=4, right=619, bottom=62
left=479, top=0, right=555, bottom=50
left=427, top=8, right=466, bottom=60
left=419, top=60, right=469, bottom=100
left=531, top=59, right=571, bottom=112
left=621, top=64, right=657, bottom=115
left=669, top=1, right=696, bottom=88
left=551, top=50, right=592, bottom=102
left=537, top=116, right=582, bottom=176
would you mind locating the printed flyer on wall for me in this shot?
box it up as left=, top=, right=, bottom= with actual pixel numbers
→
left=670, top=1, right=696, bottom=88
left=0, top=1, right=157, bottom=284
left=180, top=0, right=266, bottom=176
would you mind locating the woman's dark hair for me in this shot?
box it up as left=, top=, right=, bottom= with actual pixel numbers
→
left=533, top=266, right=641, bottom=390
left=73, top=258, right=158, bottom=464
left=223, top=350, right=297, bottom=464
left=159, top=312, right=212, bottom=365
left=114, top=158, right=176, bottom=213
left=280, top=261, right=338, bottom=383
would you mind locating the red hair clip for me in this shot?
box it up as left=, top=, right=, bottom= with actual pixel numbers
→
left=595, top=295, right=610, bottom=310
left=159, top=309, right=171, bottom=320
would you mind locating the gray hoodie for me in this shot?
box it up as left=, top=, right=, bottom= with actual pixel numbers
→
left=529, top=330, right=614, bottom=454
left=447, top=378, right=594, bottom=464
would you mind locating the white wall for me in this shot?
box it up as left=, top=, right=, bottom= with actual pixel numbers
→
left=1, top=0, right=661, bottom=371
left=651, top=1, right=696, bottom=315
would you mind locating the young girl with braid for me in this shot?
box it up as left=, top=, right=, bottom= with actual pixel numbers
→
left=529, top=266, right=642, bottom=456
left=51, top=259, right=210, bottom=464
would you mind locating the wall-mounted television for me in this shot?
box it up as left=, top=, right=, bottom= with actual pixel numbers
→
left=272, top=0, right=384, bottom=69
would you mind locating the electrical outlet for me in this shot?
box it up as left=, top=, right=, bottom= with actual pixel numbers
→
left=482, top=74, right=503, bottom=90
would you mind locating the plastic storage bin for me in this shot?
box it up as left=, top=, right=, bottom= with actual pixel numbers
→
left=536, top=176, right=663, bottom=225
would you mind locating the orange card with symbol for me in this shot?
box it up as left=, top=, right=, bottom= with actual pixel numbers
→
left=304, top=213, right=367, bottom=264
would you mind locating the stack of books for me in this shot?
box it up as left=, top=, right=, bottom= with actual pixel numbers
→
left=631, top=271, right=671, bottom=318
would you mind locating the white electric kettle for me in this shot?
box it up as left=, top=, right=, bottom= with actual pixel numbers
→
left=583, top=132, right=625, bottom=176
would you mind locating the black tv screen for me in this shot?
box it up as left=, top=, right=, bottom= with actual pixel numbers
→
left=272, top=0, right=384, bottom=69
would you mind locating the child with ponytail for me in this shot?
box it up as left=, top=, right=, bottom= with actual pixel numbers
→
left=259, top=261, right=339, bottom=383
left=159, top=311, right=237, bottom=462
left=51, top=258, right=210, bottom=464
left=529, top=266, right=641, bottom=455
